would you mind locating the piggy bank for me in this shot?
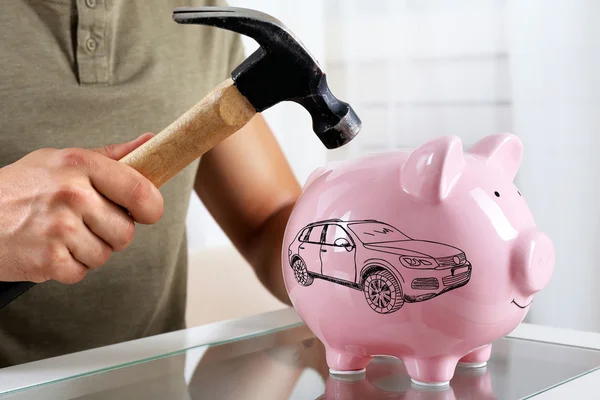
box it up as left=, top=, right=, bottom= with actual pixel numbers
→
left=282, top=133, right=555, bottom=386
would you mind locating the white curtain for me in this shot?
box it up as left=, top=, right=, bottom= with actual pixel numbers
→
left=507, top=0, right=600, bottom=332
left=323, top=0, right=510, bottom=161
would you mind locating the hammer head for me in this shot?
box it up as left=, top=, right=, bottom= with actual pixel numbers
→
left=173, top=7, right=361, bottom=149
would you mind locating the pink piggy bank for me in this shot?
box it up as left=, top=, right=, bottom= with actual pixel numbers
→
left=282, top=133, right=555, bottom=386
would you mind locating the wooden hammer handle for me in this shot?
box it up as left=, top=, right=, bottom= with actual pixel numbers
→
left=119, top=78, right=256, bottom=188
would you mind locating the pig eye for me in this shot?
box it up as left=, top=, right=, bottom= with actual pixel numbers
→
left=494, top=191, right=500, bottom=197
left=518, top=191, right=522, bottom=196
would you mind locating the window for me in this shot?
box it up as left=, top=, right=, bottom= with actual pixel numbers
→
left=323, top=224, right=352, bottom=246
left=298, top=228, right=310, bottom=242
left=307, top=225, right=325, bottom=243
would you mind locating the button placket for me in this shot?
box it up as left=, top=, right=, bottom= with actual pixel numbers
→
left=75, top=0, right=108, bottom=84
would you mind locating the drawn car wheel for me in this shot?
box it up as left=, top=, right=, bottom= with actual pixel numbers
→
left=292, top=258, right=313, bottom=286
left=363, top=269, right=404, bottom=314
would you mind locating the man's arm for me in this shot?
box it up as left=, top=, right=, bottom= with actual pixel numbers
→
left=194, top=115, right=301, bottom=304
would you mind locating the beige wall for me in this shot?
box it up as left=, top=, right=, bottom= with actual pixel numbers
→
left=185, top=246, right=287, bottom=327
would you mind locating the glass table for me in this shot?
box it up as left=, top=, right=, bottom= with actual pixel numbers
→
left=0, top=308, right=599, bottom=399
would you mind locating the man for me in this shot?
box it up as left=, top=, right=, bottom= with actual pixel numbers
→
left=0, top=0, right=299, bottom=367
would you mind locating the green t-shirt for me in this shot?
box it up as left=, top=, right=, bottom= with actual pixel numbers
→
left=0, top=0, right=244, bottom=367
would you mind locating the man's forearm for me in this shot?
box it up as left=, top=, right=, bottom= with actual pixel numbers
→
left=193, top=115, right=300, bottom=306
left=243, top=201, right=296, bottom=306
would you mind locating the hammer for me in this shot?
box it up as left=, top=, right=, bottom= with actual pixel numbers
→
left=0, top=6, right=361, bottom=309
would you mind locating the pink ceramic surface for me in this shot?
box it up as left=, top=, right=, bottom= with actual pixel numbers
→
left=282, top=133, right=555, bottom=384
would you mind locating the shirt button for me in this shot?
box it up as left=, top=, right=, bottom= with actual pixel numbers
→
left=85, top=0, right=96, bottom=8
left=86, top=38, right=97, bottom=53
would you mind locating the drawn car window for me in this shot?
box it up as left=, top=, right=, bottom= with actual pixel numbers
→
left=298, top=227, right=310, bottom=242
left=347, top=222, right=411, bottom=243
left=307, top=225, right=325, bottom=243
left=323, top=224, right=352, bottom=246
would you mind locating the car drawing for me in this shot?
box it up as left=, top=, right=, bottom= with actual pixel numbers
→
left=288, top=219, right=472, bottom=314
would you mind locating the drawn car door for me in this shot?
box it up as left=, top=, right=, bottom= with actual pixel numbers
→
left=321, top=224, right=357, bottom=282
left=299, top=225, right=325, bottom=274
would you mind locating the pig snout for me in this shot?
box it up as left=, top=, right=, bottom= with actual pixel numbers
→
left=511, top=229, right=555, bottom=296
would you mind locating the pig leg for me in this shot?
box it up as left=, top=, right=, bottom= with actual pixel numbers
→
left=458, top=344, right=492, bottom=368
left=403, top=356, right=459, bottom=387
left=326, top=348, right=372, bottom=374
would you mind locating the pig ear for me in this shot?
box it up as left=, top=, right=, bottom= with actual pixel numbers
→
left=468, top=133, right=523, bottom=181
left=401, top=136, right=465, bottom=202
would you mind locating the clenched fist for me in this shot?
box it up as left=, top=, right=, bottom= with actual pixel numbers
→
left=0, top=133, right=164, bottom=284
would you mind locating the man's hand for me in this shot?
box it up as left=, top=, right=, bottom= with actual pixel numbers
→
left=0, top=133, right=164, bottom=284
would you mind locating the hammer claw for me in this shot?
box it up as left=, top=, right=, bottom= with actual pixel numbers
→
left=173, top=7, right=287, bottom=37
left=174, top=6, right=361, bottom=149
